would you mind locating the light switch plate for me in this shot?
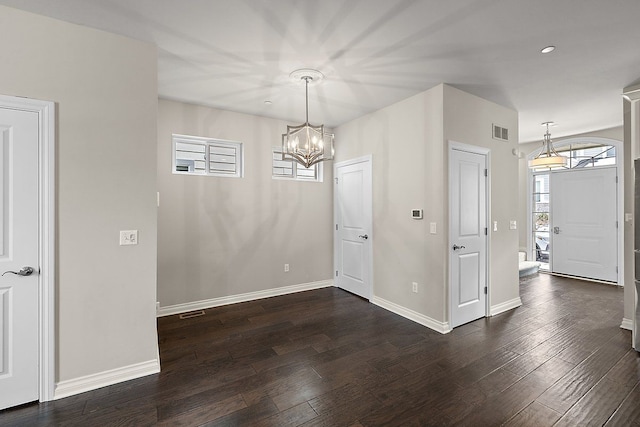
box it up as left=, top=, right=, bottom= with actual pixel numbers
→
left=493, top=221, right=498, bottom=232
left=510, top=220, right=517, bottom=230
left=430, top=222, right=437, bottom=234
left=119, top=230, right=138, bottom=245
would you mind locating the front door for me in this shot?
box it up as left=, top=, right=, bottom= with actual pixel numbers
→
left=551, top=167, right=617, bottom=282
left=334, top=157, right=372, bottom=300
left=449, top=146, right=487, bottom=328
left=0, top=107, right=40, bottom=410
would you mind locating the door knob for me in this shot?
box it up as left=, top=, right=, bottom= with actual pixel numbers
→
left=358, top=234, right=369, bottom=240
left=452, top=244, right=466, bottom=251
left=2, top=266, right=35, bottom=277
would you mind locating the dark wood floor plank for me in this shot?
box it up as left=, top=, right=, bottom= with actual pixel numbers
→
left=503, top=401, right=562, bottom=427
left=554, top=377, right=635, bottom=427
left=0, top=274, right=633, bottom=427
left=604, top=382, right=640, bottom=426
left=252, top=402, right=318, bottom=427
left=535, top=329, right=630, bottom=413
left=455, top=355, right=576, bottom=425
left=576, top=349, right=640, bottom=427
left=157, top=393, right=246, bottom=426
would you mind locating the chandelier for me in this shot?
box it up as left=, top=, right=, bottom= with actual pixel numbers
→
left=282, top=69, right=334, bottom=169
left=528, top=122, right=568, bottom=169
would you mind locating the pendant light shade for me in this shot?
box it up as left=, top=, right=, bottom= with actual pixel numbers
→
left=528, top=122, right=568, bottom=170
left=282, top=69, right=334, bottom=169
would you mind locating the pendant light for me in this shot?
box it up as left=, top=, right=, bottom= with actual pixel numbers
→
left=282, top=69, right=334, bottom=169
left=528, top=122, right=568, bottom=169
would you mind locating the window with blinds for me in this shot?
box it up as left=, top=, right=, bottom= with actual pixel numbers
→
left=272, top=148, right=322, bottom=182
left=172, top=134, right=243, bottom=178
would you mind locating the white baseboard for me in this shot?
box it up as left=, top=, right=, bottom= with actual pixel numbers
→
left=54, top=358, right=160, bottom=400
left=490, top=297, right=523, bottom=316
left=620, top=318, right=633, bottom=331
left=372, top=296, right=451, bottom=334
left=157, top=280, right=334, bottom=317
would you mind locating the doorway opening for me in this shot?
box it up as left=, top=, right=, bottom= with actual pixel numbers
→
left=527, top=137, right=622, bottom=283
left=449, top=142, right=489, bottom=329
left=0, top=95, right=55, bottom=408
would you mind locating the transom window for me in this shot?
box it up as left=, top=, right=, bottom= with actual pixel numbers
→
left=172, top=134, right=243, bottom=178
left=535, top=142, right=616, bottom=169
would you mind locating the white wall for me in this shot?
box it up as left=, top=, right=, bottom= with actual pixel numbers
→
left=443, top=84, right=520, bottom=313
left=335, top=84, right=519, bottom=327
left=157, top=99, right=333, bottom=307
left=0, top=6, right=159, bottom=383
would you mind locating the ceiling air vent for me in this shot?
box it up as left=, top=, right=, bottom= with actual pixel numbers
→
left=492, top=124, right=509, bottom=142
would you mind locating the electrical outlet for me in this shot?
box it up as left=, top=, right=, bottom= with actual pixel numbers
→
left=119, top=230, right=138, bottom=245
left=284, top=264, right=289, bottom=272
left=412, top=282, right=418, bottom=293
left=430, top=222, right=437, bottom=234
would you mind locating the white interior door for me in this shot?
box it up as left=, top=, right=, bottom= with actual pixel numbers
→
left=449, top=147, right=487, bottom=328
left=0, top=107, right=40, bottom=410
left=334, top=157, right=372, bottom=300
left=551, top=167, right=617, bottom=282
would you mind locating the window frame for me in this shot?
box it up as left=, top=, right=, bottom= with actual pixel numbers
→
left=172, top=134, right=244, bottom=178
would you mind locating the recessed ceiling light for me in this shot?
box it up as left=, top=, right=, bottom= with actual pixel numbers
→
left=264, top=100, right=272, bottom=105
left=541, top=46, right=556, bottom=54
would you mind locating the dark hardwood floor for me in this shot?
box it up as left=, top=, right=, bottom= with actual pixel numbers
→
left=2, top=273, right=638, bottom=426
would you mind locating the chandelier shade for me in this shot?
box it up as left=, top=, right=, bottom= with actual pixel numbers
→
left=282, top=69, right=334, bottom=169
left=528, top=122, right=568, bottom=170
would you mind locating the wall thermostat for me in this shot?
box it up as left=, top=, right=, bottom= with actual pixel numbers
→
left=411, top=209, right=423, bottom=219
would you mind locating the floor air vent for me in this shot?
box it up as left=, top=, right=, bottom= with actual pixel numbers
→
left=492, top=124, right=509, bottom=141
left=179, top=310, right=205, bottom=319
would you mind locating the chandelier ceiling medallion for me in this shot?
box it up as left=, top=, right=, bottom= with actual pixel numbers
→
left=282, top=69, right=334, bottom=169
left=528, top=121, right=568, bottom=169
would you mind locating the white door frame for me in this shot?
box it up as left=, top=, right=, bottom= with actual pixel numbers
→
left=333, top=155, right=374, bottom=299
left=526, top=137, right=623, bottom=286
left=448, top=141, right=491, bottom=326
left=0, top=94, right=56, bottom=402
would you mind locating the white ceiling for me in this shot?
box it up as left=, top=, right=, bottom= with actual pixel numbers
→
left=2, top=0, right=640, bottom=142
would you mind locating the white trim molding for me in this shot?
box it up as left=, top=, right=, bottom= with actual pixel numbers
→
left=448, top=141, right=491, bottom=329
left=54, top=359, right=160, bottom=400
left=157, top=280, right=333, bottom=317
left=372, top=296, right=451, bottom=334
left=490, top=297, right=523, bottom=316
left=620, top=318, right=633, bottom=331
left=0, top=94, right=56, bottom=403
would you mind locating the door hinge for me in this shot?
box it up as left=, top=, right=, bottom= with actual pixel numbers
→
left=336, top=224, right=338, bottom=231
left=485, top=227, right=488, bottom=235
left=616, top=266, right=618, bottom=273
left=484, top=286, right=488, bottom=294
left=616, top=221, right=619, bottom=228
left=616, top=176, right=618, bottom=183
left=336, top=270, right=338, bottom=277
left=484, top=169, right=488, bottom=177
